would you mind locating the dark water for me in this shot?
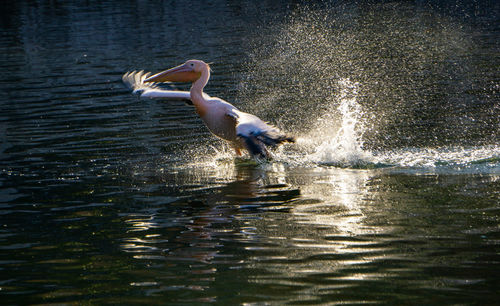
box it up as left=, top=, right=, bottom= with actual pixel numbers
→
left=1, top=0, right=499, bottom=304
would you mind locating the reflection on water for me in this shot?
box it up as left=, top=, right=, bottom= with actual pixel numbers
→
left=294, top=169, right=372, bottom=234
left=105, top=163, right=498, bottom=304
left=241, top=167, right=499, bottom=304
left=1, top=153, right=499, bottom=303
left=0, top=0, right=499, bottom=304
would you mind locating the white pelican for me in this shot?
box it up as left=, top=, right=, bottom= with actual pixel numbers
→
left=126, top=60, right=294, bottom=158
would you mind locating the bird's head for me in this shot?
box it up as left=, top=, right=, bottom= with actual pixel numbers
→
left=144, top=59, right=209, bottom=83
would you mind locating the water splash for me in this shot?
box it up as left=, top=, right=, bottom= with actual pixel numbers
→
left=184, top=75, right=499, bottom=172
left=305, top=78, right=373, bottom=167
left=231, top=3, right=499, bottom=172
left=176, top=3, right=499, bottom=174
left=274, top=77, right=500, bottom=172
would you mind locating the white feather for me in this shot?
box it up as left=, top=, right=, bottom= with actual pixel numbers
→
left=228, top=109, right=279, bottom=138
left=122, top=70, right=192, bottom=101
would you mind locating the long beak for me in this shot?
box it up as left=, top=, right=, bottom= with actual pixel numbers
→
left=144, top=63, right=201, bottom=83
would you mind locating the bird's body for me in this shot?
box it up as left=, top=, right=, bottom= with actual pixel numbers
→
left=198, top=98, right=238, bottom=141
left=125, top=60, right=294, bottom=158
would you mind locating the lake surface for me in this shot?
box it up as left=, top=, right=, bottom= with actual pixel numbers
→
left=1, top=0, right=499, bottom=304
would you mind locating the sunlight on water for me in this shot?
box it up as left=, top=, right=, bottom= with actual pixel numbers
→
left=294, top=169, right=375, bottom=235
left=181, top=145, right=239, bottom=179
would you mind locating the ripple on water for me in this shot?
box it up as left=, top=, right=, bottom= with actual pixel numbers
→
left=0, top=0, right=499, bottom=304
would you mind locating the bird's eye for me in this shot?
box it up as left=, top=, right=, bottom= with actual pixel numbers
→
left=190, top=63, right=194, bottom=67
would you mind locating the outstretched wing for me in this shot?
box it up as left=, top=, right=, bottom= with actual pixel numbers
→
left=122, top=70, right=192, bottom=102
left=227, top=109, right=294, bottom=158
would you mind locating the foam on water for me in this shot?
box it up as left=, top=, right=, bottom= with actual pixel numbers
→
left=373, top=146, right=500, bottom=170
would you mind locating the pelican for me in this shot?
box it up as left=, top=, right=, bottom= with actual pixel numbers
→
left=125, top=60, right=294, bottom=158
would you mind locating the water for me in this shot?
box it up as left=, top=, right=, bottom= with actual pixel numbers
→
left=1, top=0, right=499, bottom=304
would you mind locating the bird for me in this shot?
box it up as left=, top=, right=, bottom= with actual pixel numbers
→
left=125, top=60, right=294, bottom=158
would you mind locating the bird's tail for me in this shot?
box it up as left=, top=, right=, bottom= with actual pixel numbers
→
left=239, top=131, right=295, bottom=159
left=255, top=132, right=295, bottom=147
